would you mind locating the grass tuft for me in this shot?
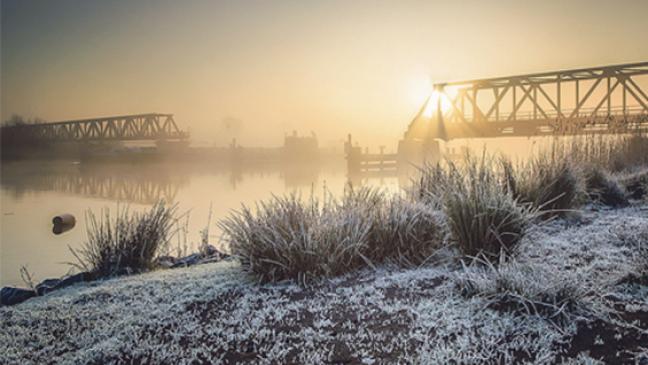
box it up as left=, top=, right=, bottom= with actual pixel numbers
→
left=220, top=186, right=447, bottom=284
left=513, top=155, right=585, bottom=218
left=367, top=198, right=447, bottom=267
left=415, top=154, right=533, bottom=260
left=616, top=224, right=648, bottom=284
left=583, top=165, right=628, bottom=207
left=562, top=133, right=648, bottom=172
left=456, top=259, right=586, bottom=323
left=70, top=202, right=177, bottom=278
left=617, top=168, right=648, bottom=200
left=220, top=190, right=371, bottom=284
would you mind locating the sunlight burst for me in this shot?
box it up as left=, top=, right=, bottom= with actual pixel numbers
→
left=423, top=88, right=458, bottom=118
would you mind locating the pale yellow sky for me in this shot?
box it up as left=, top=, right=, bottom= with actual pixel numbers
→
left=2, top=0, right=648, bottom=148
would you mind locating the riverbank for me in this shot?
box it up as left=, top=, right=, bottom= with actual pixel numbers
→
left=1, top=203, right=647, bottom=364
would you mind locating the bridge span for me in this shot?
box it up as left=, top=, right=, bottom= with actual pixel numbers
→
left=2, top=113, right=187, bottom=143
left=403, top=61, right=648, bottom=142
left=345, top=62, right=648, bottom=175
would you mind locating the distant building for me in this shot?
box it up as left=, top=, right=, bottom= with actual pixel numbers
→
left=283, top=131, right=319, bottom=161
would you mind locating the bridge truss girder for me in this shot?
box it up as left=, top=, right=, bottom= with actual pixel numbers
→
left=407, top=62, right=648, bottom=140
left=14, top=113, right=187, bottom=142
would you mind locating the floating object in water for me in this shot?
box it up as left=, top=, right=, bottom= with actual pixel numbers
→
left=52, top=213, right=76, bottom=225
left=52, top=213, right=76, bottom=235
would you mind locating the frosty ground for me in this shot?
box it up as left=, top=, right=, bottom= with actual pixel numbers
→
left=1, top=204, right=647, bottom=364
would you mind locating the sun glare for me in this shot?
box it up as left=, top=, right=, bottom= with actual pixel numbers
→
left=422, top=88, right=456, bottom=118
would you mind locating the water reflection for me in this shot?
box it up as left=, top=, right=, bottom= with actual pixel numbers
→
left=0, top=160, right=344, bottom=204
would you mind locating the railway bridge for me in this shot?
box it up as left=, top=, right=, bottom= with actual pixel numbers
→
left=398, top=61, right=648, bottom=162
left=2, top=113, right=187, bottom=143
left=349, top=62, right=648, bottom=175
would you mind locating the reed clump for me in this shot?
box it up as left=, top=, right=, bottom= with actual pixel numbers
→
left=366, top=198, right=446, bottom=267
left=549, top=132, right=648, bottom=203
left=512, top=154, right=586, bottom=218
left=415, top=155, right=533, bottom=259
left=70, top=202, right=177, bottom=278
left=617, top=168, right=648, bottom=200
left=583, top=165, right=628, bottom=207
left=220, top=186, right=447, bottom=284
left=563, top=133, right=648, bottom=172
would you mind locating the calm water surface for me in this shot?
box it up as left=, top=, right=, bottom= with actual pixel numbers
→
left=0, top=160, right=399, bottom=286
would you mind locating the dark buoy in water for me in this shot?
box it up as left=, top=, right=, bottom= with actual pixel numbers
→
left=53, top=214, right=75, bottom=225
left=52, top=213, right=76, bottom=235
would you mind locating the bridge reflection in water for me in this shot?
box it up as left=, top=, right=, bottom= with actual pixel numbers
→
left=0, top=160, right=350, bottom=205
left=46, top=173, right=183, bottom=205
left=1, top=162, right=187, bottom=205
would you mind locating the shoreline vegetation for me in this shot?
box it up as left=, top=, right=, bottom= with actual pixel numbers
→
left=2, top=133, right=648, bottom=363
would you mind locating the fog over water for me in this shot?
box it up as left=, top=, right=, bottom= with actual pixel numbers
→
left=0, top=135, right=552, bottom=286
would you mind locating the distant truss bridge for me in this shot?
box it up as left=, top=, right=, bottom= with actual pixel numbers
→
left=3, top=113, right=187, bottom=142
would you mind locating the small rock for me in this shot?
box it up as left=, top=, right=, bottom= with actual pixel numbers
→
left=172, top=253, right=202, bottom=268
left=155, top=255, right=177, bottom=268
left=1, top=287, right=36, bottom=306
left=198, top=256, right=224, bottom=265
left=57, top=272, right=92, bottom=288
left=35, top=272, right=93, bottom=296
left=35, top=278, right=62, bottom=296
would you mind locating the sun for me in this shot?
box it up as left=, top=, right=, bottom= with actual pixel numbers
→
left=423, top=89, right=456, bottom=118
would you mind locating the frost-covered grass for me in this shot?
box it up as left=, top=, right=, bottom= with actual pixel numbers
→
left=455, top=258, right=589, bottom=323
left=219, top=190, right=372, bottom=284
left=221, top=135, right=647, bottom=284
left=617, top=168, right=648, bottom=200
left=512, top=154, right=585, bottom=218
left=70, top=202, right=177, bottom=278
left=437, top=156, right=533, bottom=259
left=583, top=165, right=628, bottom=207
left=219, top=187, right=446, bottom=284
left=559, top=133, right=648, bottom=172
left=616, top=222, right=648, bottom=281
left=2, top=204, right=648, bottom=364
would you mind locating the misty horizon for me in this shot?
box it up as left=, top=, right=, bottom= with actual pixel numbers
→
left=3, top=0, right=648, bottom=148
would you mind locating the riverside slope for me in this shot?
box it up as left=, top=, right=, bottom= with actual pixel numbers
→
left=1, top=205, right=647, bottom=364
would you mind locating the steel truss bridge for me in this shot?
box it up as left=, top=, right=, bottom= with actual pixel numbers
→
left=404, top=62, right=648, bottom=141
left=3, top=113, right=187, bottom=142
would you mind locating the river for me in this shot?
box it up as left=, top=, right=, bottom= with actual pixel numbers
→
left=0, top=159, right=400, bottom=287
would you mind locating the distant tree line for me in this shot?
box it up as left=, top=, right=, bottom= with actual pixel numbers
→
left=1, top=115, right=50, bottom=159
left=1, top=114, right=46, bottom=127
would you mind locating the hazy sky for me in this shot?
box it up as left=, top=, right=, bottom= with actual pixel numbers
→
left=2, top=0, right=648, bottom=147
